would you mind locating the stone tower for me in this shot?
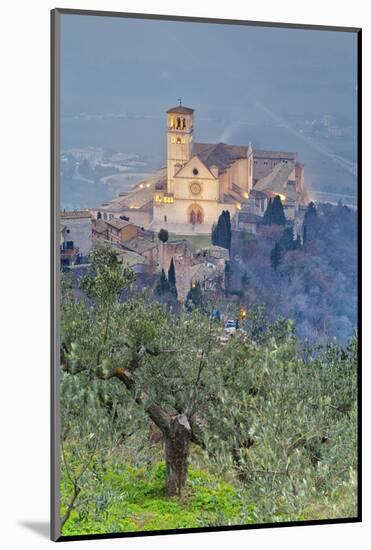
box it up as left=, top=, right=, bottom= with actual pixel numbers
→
left=166, top=104, right=194, bottom=194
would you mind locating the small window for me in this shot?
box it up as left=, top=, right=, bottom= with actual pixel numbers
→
left=176, top=137, right=181, bottom=144
left=193, top=168, right=199, bottom=175
left=164, top=215, right=167, bottom=222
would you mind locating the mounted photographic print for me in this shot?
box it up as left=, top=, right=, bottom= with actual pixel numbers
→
left=51, top=9, right=361, bottom=542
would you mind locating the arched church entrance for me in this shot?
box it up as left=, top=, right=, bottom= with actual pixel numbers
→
left=187, top=203, right=204, bottom=225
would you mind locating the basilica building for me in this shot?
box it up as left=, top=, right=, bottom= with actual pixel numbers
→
left=151, top=104, right=308, bottom=234
left=91, top=104, right=308, bottom=235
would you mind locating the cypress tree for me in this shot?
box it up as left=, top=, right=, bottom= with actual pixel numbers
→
left=167, top=257, right=177, bottom=299
left=212, top=210, right=231, bottom=251
left=303, top=201, right=318, bottom=242
left=263, top=199, right=273, bottom=225
left=158, top=228, right=169, bottom=243
left=168, top=257, right=176, bottom=287
left=155, top=269, right=172, bottom=296
left=270, top=242, right=283, bottom=271
left=280, top=226, right=295, bottom=251
left=185, top=281, right=203, bottom=310
left=271, top=195, right=286, bottom=226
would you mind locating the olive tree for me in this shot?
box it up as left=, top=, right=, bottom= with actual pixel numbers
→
left=61, top=246, right=222, bottom=496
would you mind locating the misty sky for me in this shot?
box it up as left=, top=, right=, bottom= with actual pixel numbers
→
left=60, top=13, right=358, bottom=202
left=61, top=14, right=357, bottom=121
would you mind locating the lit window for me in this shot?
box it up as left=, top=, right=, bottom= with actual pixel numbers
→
left=181, top=138, right=186, bottom=144
left=176, top=137, right=181, bottom=144
left=170, top=115, right=174, bottom=128
left=171, top=137, right=176, bottom=143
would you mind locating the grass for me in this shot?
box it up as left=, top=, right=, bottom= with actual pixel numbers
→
left=60, top=449, right=357, bottom=536
left=60, top=461, right=252, bottom=536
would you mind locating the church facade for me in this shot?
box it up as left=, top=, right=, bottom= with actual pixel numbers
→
left=152, top=105, right=253, bottom=234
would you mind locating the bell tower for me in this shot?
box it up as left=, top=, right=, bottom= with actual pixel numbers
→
left=166, top=102, right=194, bottom=194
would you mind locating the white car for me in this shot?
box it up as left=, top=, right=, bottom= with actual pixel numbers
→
left=225, top=319, right=238, bottom=335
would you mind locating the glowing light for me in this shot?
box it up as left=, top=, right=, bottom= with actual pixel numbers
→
left=236, top=202, right=242, bottom=210
left=240, top=308, right=247, bottom=320
left=243, top=192, right=249, bottom=199
left=146, top=183, right=150, bottom=188
left=276, top=193, right=286, bottom=202
left=155, top=195, right=174, bottom=204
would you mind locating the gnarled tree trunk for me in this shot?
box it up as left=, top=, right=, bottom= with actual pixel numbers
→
left=164, top=414, right=191, bottom=496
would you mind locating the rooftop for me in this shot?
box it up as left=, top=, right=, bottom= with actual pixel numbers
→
left=95, top=168, right=167, bottom=212
left=167, top=106, right=194, bottom=115
left=194, top=142, right=247, bottom=174
left=106, top=218, right=136, bottom=230
left=253, top=149, right=297, bottom=161
left=123, top=237, right=158, bottom=254
left=253, top=161, right=297, bottom=200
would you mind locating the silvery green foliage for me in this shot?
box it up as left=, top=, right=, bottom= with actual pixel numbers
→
left=202, top=326, right=357, bottom=521
left=60, top=245, right=357, bottom=525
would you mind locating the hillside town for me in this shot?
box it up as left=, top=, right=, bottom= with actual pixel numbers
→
left=60, top=104, right=310, bottom=301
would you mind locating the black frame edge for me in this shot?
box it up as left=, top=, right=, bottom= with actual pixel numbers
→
left=50, top=8, right=362, bottom=542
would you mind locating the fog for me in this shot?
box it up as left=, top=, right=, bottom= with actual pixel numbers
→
left=60, top=13, right=358, bottom=208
